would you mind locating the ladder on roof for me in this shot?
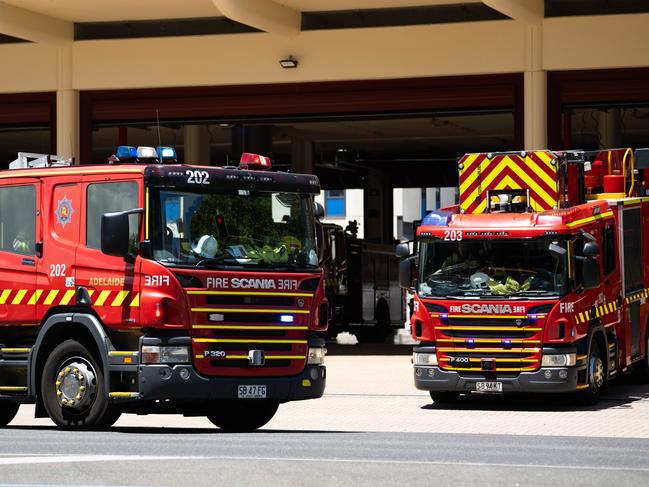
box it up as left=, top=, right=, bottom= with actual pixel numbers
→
left=9, top=152, right=73, bottom=169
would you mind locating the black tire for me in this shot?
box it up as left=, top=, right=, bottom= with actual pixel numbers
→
left=430, top=391, right=461, bottom=404
left=41, top=339, right=119, bottom=430
left=207, top=400, right=279, bottom=432
left=0, top=402, right=19, bottom=427
left=579, top=339, right=606, bottom=405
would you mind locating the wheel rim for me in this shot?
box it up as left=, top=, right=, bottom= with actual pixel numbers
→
left=54, top=356, right=97, bottom=412
left=589, top=353, right=604, bottom=390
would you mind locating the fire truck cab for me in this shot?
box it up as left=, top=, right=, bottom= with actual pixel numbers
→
left=399, top=148, right=649, bottom=403
left=0, top=148, right=327, bottom=430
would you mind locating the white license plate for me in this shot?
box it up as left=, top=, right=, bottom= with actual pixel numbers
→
left=475, top=381, right=503, bottom=393
left=238, top=385, right=267, bottom=399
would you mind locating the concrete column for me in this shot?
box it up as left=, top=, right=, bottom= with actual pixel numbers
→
left=56, top=47, right=79, bottom=161
left=232, top=124, right=273, bottom=163
left=184, top=125, right=211, bottom=165
left=524, top=24, right=547, bottom=150
left=290, top=137, right=313, bottom=174
left=596, top=109, right=622, bottom=149
left=363, top=168, right=392, bottom=243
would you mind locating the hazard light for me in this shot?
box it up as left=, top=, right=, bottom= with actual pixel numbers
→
left=239, top=152, right=272, bottom=170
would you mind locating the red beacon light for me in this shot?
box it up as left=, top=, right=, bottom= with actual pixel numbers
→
left=239, top=152, right=272, bottom=170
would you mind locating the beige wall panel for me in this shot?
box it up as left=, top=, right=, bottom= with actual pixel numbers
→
left=544, top=14, right=649, bottom=71
left=72, top=21, right=525, bottom=90
left=0, top=44, right=59, bottom=92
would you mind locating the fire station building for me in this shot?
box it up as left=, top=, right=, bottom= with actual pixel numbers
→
left=0, top=1, right=648, bottom=241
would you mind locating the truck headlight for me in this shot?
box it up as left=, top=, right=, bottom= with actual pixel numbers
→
left=541, top=353, right=576, bottom=367
left=413, top=352, right=438, bottom=366
left=142, top=345, right=191, bottom=364
left=308, top=347, right=326, bottom=365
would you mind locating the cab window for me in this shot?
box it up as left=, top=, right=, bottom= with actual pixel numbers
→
left=86, top=181, right=139, bottom=250
left=0, top=185, right=36, bottom=255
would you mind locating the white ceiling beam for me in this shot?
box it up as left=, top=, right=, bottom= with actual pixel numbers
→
left=0, top=1, right=72, bottom=45
left=482, top=0, right=544, bottom=24
left=212, top=0, right=301, bottom=37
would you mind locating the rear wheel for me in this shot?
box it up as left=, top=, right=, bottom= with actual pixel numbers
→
left=0, top=402, right=19, bottom=427
left=207, top=400, right=279, bottom=432
left=41, top=339, right=120, bottom=430
left=430, top=391, right=461, bottom=404
left=579, top=339, right=606, bottom=405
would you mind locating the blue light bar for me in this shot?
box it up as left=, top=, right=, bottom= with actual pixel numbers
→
left=422, top=211, right=452, bottom=226
left=503, top=339, right=512, bottom=347
left=280, top=315, right=294, bottom=323
left=116, top=146, right=137, bottom=160
left=157, top=146, right=177, bottom=160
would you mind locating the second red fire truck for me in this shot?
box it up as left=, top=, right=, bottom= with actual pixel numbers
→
left=399, top=148, right=649, bottom=403
left=0, top=148, right=328, bottom=430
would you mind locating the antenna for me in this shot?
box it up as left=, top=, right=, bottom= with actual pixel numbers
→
left=156, top=109, right=162, bottom=148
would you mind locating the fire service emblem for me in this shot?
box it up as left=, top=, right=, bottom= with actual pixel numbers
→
left=55, top=196, right=74, bottom=227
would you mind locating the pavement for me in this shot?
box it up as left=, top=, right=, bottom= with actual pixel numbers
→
left=2, top=337, right=649, bottom=486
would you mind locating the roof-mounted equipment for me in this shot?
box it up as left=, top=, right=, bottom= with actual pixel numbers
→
left=239, top=152, right=272, bottom=170
left=9, top=152, right=73, bottom=169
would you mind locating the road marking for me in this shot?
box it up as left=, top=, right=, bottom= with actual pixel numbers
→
left=2, top=454, right=649, bottom=473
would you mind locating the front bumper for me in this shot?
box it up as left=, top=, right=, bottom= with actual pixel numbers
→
left=138, top=364, right=326, bottom=402
left=413, top=345, right=579, bottom=393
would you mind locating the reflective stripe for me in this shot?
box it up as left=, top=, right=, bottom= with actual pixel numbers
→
left=27, top=289, right=43, bottom=305
left=191, top=307, right=309, bottom=314
left=194, top=338, right=307, bottom=344
left=94, top=290, right=111, bottom=306
left=0, top=289, right=10, bottom=304
left=111, top=290, right=130, bottom=306
left=187, top=290, right=314, bottom=297
left=59, top=290, right=75, bottom=305
left=192, top=325, right=308, bottom=330
left=11, top=290, right=27, bottom=305
left=43, top=289, right=59, bottom=305
left=130, top=293, right=140, bottom=307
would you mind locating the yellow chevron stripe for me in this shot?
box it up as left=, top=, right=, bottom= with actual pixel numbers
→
left=504, top=158, right=557, bottom=208
left=43, top=289, right=59, bottom=305
left=27, top=289, right=43, bottom=305
left=11, top=290, right=27, bottom=305
left=0, top=289, right=10, bottom=305
left=95, top=290, right=111, bottom=306
left=60, top=290, right=75, bottom=305
left=130, top=293, right=140, bottom=307
left=110, top=290, right=130, bottom=307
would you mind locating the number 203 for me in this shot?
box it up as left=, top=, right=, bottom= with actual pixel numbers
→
left=443, top=230, right=462, bottom=241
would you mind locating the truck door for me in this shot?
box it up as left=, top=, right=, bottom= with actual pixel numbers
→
left=0, top=181, right=39, bottom=326
left=621, top=206, right=643, bottom=357
left=75, top=179, right=142, bottom=328
left=37, top=181, right=81, bottom=320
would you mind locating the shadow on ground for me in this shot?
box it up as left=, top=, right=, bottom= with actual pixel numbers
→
left=421, top=376, right=649, bottom=412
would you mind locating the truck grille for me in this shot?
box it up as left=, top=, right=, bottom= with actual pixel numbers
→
left=188, top=290, right=312, bottom=377
left=433, top=313, right=544, bottom=374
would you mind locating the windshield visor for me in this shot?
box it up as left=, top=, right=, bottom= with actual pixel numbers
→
left=418, top=238, right=568, bottom=298
left=152, top=189, right=318, bottom=269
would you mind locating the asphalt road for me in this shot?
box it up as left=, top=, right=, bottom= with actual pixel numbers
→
left=2, top=340, right=649, bottom=486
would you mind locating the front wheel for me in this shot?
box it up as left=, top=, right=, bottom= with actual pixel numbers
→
left=0, top=402, right=19, bottom=427
left=207, top=400, right=279, bottom=432
left=41, top=339, right=120, bottom=430
left=579, top=340, right=606, bottom=405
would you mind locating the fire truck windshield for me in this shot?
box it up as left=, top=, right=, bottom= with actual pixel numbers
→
left=418, top=238, right=568, bottom=299
left=151, top=189, right=318, bottom=270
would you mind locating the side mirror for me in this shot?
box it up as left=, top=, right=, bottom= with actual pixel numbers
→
left=582, top=258, right=601, bottom=290
left=101, top=208, right=143, bottom=258
left=314, top=202, right=325, bottom=220
left=582, top=241, right=599, bottom=257
left=395, top=243, right=410, bottom=259
left=315, top=221, right=326, bottom=264
left=399, top=258, right=414, bottom=289
left=548, top=242, right=567, bottom=257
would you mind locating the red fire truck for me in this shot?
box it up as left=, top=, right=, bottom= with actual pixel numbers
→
left=398, top=148, right=649, bottom=403
left=0, top=148, right=327, bottom=430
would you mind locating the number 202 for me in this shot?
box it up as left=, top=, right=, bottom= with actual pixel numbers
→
left=443, top=230, right=462, bottom=241
left=49, top=263, right=66, bottom=277
left=186, top=170, right=209, bottom=184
